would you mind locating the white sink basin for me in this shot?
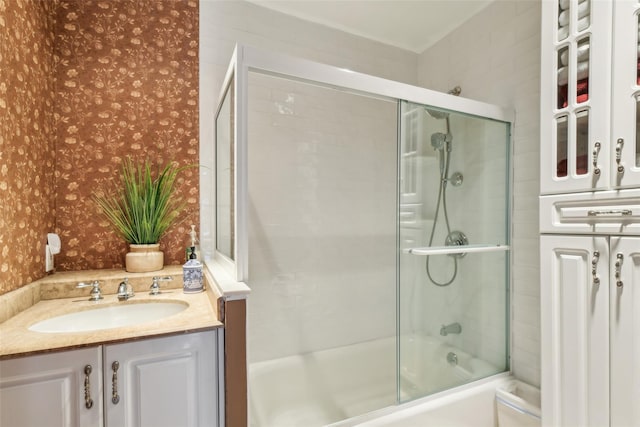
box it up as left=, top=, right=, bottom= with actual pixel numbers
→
left=29, top=301, right=188, bottom=333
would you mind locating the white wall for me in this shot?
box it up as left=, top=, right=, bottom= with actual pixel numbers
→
left=417, top=0, right=541, bottom=387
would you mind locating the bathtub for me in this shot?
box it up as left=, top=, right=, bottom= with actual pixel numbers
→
left=249, top=334, right=509, bottom=427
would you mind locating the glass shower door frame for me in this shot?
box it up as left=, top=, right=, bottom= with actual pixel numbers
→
left=212, top=43, right=515, bottom=283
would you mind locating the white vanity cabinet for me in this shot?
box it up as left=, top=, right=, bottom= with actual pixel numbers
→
left=540, top=235, right=640, bottom=426
left=540, top=0, right=640, bottom=194
left=0, top=330, right=220, bottom=427
left=0, top=347, right=103, bottom=427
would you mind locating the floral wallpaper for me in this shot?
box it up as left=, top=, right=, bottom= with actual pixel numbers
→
left=0, top=0, right=199, bottom=295
left=54, top=0, right=199, bottom=271
left=0, top=0, right=58, bottom=294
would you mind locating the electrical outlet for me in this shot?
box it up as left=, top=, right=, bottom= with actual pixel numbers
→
left=45, top=244, right=54, bottom=272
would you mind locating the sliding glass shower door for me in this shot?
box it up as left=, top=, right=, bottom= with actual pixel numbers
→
left=246, top=72, right=398, bottom=426
left=398, top=101, right=511, bottom=402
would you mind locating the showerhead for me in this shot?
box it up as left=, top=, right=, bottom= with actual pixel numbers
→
left=426, top=108, right=449, bottom=120
left=431, top=132, right=451, bottom=151
left=425, top=86, right=461, bottom=119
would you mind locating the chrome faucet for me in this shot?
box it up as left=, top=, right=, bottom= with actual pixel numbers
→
left=77, top=280, right=103, bottom=301
left=440, top=322, right=462, bottom=336
left=149, top=276, right=173, bottom=295
left=117, top=278, right=135, bottom=301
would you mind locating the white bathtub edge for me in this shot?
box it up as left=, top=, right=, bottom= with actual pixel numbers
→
left=330, top=372, right=513, bottom=427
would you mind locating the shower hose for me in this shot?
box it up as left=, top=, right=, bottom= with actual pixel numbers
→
left=425, top=121, right=458, bottom=287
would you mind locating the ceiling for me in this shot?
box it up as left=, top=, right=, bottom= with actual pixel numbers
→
left=245, top=0, right=495, bottom=53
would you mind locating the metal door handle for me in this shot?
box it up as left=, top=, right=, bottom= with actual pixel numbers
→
left=592, top=141, right=601, bottom=175
left=111, top=361, right=120, bottom=404
left=587, top=209, right=633, bottom=217
left=83, top=365, right=94, bottom=409
left=615, top=253, right=623, bottom=288
left=616, top=138, right=624, bottom=174
left=591, top=251, right=600, bottom=285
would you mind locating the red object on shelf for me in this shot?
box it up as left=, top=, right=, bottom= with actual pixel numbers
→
left=558, top=84, right=568, bottom=109
left=557, top=154, right=589, bottom=177
left=576, top=79, right=589, bottom=104
left=577, top=94, right=589, bottom=104
left=558, top=78, right=589, bottom=108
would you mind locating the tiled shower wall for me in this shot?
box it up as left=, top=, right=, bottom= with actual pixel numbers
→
left=200, top=0, right=541, bottom=386
left=246, top=73, right=398, bottom=362
left=418, top=0, right=542, bottom=387
left=199, top=0, right=418, bottom=361
left=199, top=0, right=418, bottom=261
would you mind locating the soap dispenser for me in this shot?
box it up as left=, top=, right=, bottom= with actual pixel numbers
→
left=183, top=225, right=203, bottom=293
left=183, top=257, right=203, bottom=293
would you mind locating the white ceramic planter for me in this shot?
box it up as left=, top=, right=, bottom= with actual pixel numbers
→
left=125, top=244, right=164, bottom=273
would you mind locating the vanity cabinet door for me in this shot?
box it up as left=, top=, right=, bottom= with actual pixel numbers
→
left=0, top=347, right=103, bottom=427
left=103, top=331, right=218, bottom=427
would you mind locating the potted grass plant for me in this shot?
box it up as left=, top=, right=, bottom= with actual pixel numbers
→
left=93, top=157, right=187, bottom=272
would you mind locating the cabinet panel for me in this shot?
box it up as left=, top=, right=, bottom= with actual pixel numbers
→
left=0, top=347, right=102, bottom=427
left=610, top=237, right=640, bottom=426
left=541, top=0, right=612, bottom=194
left=542, top=0, right=640, bottom=193
left=611, top=1, right=640, bottom=188
left=103, top=331, right=217, bottom=427
left=540, top=235, right=609, bottom=427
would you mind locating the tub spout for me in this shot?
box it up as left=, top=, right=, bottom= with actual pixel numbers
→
left=440, top=322, right=462, bottom=336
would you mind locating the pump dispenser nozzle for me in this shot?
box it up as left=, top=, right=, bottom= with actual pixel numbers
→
left=186, top=225, right=200, bottom=261
left=189, top=225, right=198, bottom=246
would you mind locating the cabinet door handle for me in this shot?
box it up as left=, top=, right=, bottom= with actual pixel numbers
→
left=616, top=138, right=624, bottom=174
left=615, top=253, right=624, bottom=288
left=587, top=209, right=633, bottom=217
left=592, top=141, right=601, bottom=175
left=111, top=361, right=120, bottom=405
left=591, top=251, right=600, bottom=286
left=83, top=365, right=94, bottom=409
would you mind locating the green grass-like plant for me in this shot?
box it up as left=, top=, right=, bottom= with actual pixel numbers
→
left=93, top=157, right=188, bottom=245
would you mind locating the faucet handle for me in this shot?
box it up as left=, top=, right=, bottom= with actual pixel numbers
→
left=77, top=280, right=103, bottom=301
left=150, top=276, right=173, bottom=295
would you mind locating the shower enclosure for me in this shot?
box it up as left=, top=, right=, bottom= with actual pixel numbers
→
left=212, top=45, right=511, bottom=427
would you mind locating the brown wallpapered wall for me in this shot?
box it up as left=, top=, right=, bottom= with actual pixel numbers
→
left=0, top=0, right=58, bottom=294
left=0, top=0, right=199, bottom=294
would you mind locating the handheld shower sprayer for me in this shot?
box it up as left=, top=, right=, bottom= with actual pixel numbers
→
left=431, top=132, right=452, bottom=151
left=423, top=85, right=465, bottom=287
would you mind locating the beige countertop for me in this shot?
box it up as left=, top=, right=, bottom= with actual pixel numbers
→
left=0, top=267, right=223, bottom=359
